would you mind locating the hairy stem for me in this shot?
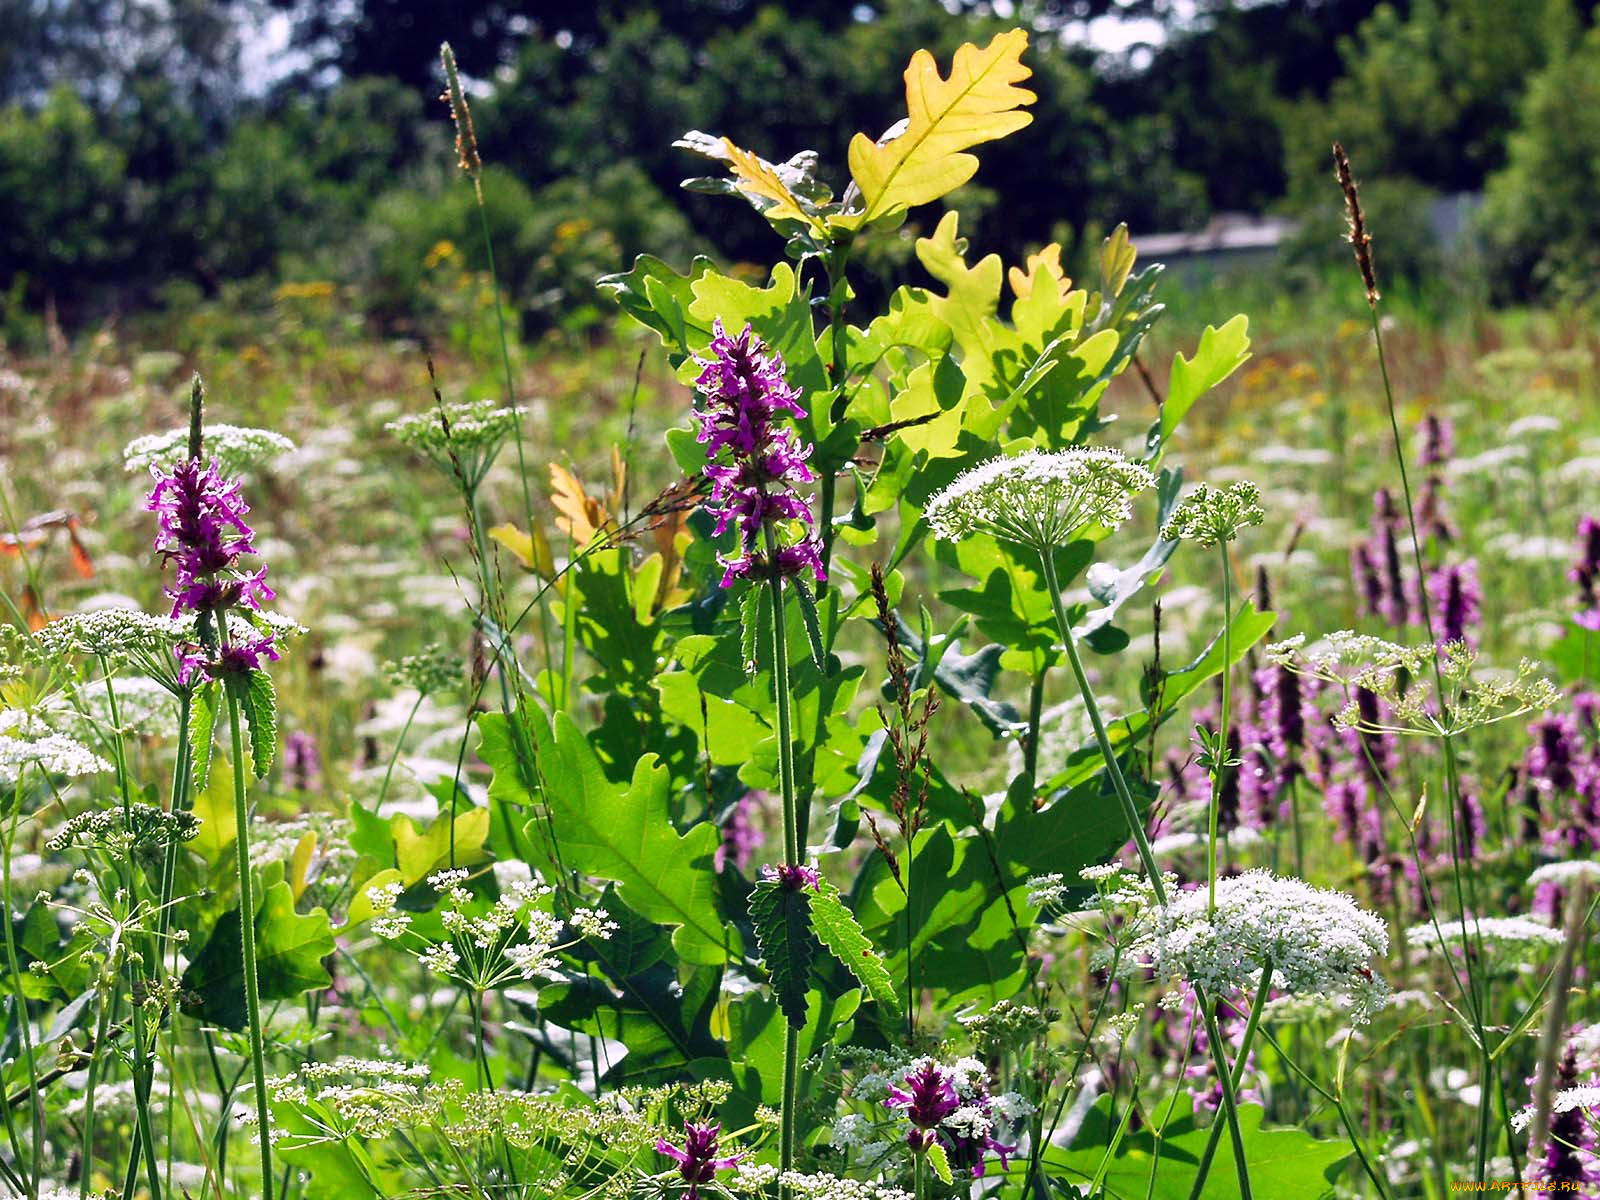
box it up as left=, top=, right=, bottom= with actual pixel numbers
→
left=224, top=684, right=273, bottom=1200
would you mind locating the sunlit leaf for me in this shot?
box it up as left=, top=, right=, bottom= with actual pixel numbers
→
left=845, top=30, right=1036, bottom=226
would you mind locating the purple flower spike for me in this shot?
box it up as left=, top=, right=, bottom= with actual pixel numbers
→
left=692, top=319, right=823, bottom=588
left=1572, top=514, right=1600, bottom=629
left=146, top=454, right=280, bottom=682
left=886, top=1059, right=961, bottom=1138
left=147, top=459, right=262, bottom=617
left=656, top=1120, right=741, bottom=1199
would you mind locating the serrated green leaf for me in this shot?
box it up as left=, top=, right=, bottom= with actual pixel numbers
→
left=811, top=883, right=900, bottom=1016
left=479, top=710, right=733, bottom=965
left=794, top=581, right=828, bottom=672
left=926, top=1141, right=954, bottom=1185
left=740, top=585, right=763, bottom=676
left=230, top=669, right=277, bottom=779
left=188, top=680, right=219, bottom=793
left=749, top=878, right=814, bottom=1030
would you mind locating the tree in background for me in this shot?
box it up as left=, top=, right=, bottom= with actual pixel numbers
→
left=1482, top=7, right=1600, bottom=300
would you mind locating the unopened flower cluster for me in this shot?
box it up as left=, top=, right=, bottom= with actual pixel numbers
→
left=1161, top=480, right=1265, bottom=547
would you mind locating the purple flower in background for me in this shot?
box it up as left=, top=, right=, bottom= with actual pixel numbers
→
left=1532, top=1047, right=1600, bottom=1188
left=656, top=1121, right=741, bottom=1199
left=1419, top=412, right=1454, bottom=468
left=284, top=730, right=322, bottom=793
left=714, top=792, right=765, bottom=873
left=1427, top=559, right=1482, bottom=649
left=692, top=319, right=824, bottom=588
left=1572, top=515, right=1600, bottom=631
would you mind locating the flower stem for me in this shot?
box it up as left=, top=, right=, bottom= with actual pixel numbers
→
left=224, top=683, right=273, bottom=1200
left=1185, top=960, right=1274, bottom=1200
left=1206, top=543, right=1233, bottom=915
left=764, top=525, right=802, bottom=1193
left=3, top=784, right=41, bottom=1200
left=1041, top=549, right=1166, bottom=905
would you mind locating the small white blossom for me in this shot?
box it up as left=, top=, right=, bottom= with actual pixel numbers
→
left=1527, top=860, right=1600, bottom=889
left=1406, top=916, right=1565, bottom=959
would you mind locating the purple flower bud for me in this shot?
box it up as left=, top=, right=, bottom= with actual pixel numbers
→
left=886, top=1060, right=961, bottom=1134
left=760, top=862, right=821, bottom=892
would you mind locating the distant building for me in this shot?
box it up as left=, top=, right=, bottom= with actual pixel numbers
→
left=1135, top=213, right=1299, bottom=281
left=1136, top=194, right=1481, bottom=282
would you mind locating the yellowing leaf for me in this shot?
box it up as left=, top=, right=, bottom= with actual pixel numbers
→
left=489, top=522, right=555, bottom=579
left=393, top=806, right=490, bottom=887
left=343, top=867, right=404, bottom=928
left=1008, top=242, right=1071, bottom=303
left=845, top=29, right=1035, bottom=226
left=549, top=463, right=615, bottom=547
left=287, top=831, right=317, bottom=902
left=719, top=137, right=824, bottom=234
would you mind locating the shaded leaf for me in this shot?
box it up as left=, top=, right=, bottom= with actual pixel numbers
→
left=750, top=878, right=814, bottom=1029
left=182, top=881, right=334, bottom=1030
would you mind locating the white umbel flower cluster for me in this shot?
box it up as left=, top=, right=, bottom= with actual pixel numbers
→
left=1510, top=1085, right=1600, bottom=1133
left=923, top=448, right=1156, bottom=551
left=1406, top=916, right=1565, bottom=962
left=0, top=725, right=112, bottom=789
left=1114, top=869, right=1391, bottom=1021
left=124, top=424, right=296, bottom=475
left=1527, top=860, right=1600, bottom=889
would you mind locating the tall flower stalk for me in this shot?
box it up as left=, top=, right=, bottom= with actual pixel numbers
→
left=1162, top=480, right=1265, bottom=912
left=692, top=320, right=822, bottom=1186
left=925, top=449, right=1165, bottom=899
left=1334, top=141, right=1499, bottom=1184
left=145, top=392, right=280, bottom=1200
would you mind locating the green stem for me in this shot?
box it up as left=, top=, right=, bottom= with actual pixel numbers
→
left=224, top=684, right=273, bottom=1200
left=80, top=985, right=113, bottom=1200
left=374, top=693, right=426, bottom=810
left=3, top=784, right=41, bottom=1200
left=1199, top=1003, right=1253, bottom=1200
left=764, top=524, right=802, bottom=1192
left=1365, top=304, right=1493, bottom=1179
left=1207, top=543, right=1233, bottom=915
left=1184, top=962, right=1273, bottom=1200
left=473, top=180, right=538, bottom=535
left=1041, top=550, right=1166, bottom=905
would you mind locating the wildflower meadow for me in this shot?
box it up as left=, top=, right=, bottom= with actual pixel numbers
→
left=3, top=23, right=1600, bottom=1200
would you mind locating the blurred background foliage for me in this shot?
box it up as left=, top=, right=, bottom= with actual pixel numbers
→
left=2, top=0, right=1598, bottom=343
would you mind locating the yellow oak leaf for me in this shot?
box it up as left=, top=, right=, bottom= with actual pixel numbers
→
left=845, top=29, right=1035, bottom=227
left=719, top=138, right=824, bottom=234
